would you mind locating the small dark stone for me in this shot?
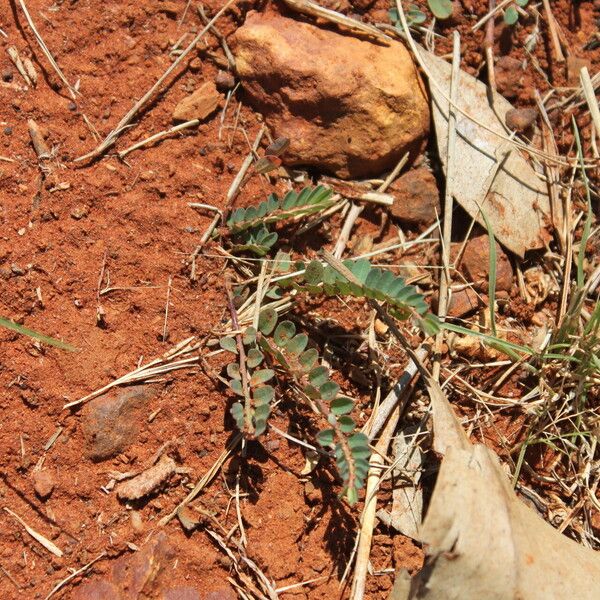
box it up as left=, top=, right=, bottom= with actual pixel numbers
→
left=4, top=127, right=12, bottom=136
left=1, top=70, right=13, bottom=82
left=67, top=102, right=77, bottom=112
left=215, top=70, right=235, bottom=92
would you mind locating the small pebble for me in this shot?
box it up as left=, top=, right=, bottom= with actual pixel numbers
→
left=4, top=127, right=12, bottom=136
left=215, top=70, right=235, bottom=91
left=32, top=470, right=56, bottom=500
left=70, top=205, right=89, bottom=220
left=505, top=107, right=537, bottom=132
left=2, top=70, right=13, bottom=82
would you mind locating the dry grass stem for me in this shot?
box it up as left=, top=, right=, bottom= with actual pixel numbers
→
left=281, top=0, right=390, bottom=41
left=118, top=119, right=200, bottom=158
left=541, top=0, right=565, bottom=62
left=17, top=0, right=78, bottom=97
left=197, top=4, right=236, bottom=69
left=351, top=406, right=401, bottom=600
left=4, top=507, right=63, bottom=557
left=7, top=46, right=32, bottom=85
left=64, top=337, right=202, bottom=409
left=160, top=432, right=242, bottom=525
left=433, top=31, right=460, bottom=381
left=44, top=552, right=106, bottom=600
left=75, top=0, right=237, bottom=162
left=333, top=152, right=408, bottom=258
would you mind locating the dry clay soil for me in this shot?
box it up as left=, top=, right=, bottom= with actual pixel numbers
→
left=0, top=0, right=598, bottom=598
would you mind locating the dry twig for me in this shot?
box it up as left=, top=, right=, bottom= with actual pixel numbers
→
left=75, top=0, right=236, bottom=162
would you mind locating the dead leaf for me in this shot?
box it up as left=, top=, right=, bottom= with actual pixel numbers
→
left=419, top=47, right=550, bottom=257
left=404, top=371, right=600, bottom=598
left=410, top=443, right=600, bottom=599
left=116, top=454, right=177, bottom=500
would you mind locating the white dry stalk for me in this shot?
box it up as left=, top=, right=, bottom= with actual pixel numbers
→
left=432, top=31, right=460, bottom=381
left=75, top=0, right=237, bottom=162
left=580, top=67, right=600, bottom=138
left=63, top=337, right=201, bottom=409
left=351, top=407, right=400, bottom=600
left=7, top=46, right=31, bottom=86
left=17, top=0, right=78, bottom=98
left=190, top=126, right=265, bottom=279
left=333, top=152, right=408, bottom=258
left=43, top=552, right=106, bottom=600
left=159, top=432, right=242, bottom=525
left=541, top=0, right=565, bottom=62
left=471, top=0, right=513, bottom=31
left=4, top=508, right=63, bottom=557
left=118, top=119, right=200, bottom=158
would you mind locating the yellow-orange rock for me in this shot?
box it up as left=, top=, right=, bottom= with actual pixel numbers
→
left=231, top=12, right=430, bottom=179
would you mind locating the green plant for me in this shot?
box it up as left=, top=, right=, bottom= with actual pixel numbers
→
left=389, top=5, right=426, bottom=29
left=221, top=308, right=370, bottom=504
left=427, top=0, right=453, bottom=20
left=0, top=316, right=76, bottom=351
left=226, top=186, right=336, bottom=256
left=504, top=0, right=528, bottom=25
left=279, top=258, right=440, bottom=335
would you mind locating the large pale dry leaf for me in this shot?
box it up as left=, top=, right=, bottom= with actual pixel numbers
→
left=400, top=377, right=600, bottom=599
left=409, top=443, right=600, bottom=599
left=419, top=47, right=550, bottom=257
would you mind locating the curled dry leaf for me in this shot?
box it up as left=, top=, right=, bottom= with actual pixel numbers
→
left=116, top=454, right=177, bottom=501
left=418, top=46, right=550, bottom=257
left=400, top=373, right=600, bottom=599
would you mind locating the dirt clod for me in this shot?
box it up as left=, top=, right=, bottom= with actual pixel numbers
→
left=215, top=70, right=235, bottom=91
left=505, top=107, right=537, bottom=132
left=389, top=167, right=441, bottom=229
left=32, top=469, right=56, bottom=500
left=460, top=233, right=514, bottom=292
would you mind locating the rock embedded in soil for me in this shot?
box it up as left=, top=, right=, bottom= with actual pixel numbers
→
left=32, top=470, right=56, bottom=500
left=505, top=107, right=537, bottom=133
left=82, top=385, right=155, bottom=461
left=231, top=12, right=430, bottom=179
left=389, top=167, right=440, bottom=229
left=461, top=233, right=514, bottom=292
left=172, top=81, right=222, bottom=122
left=447, top=287, right=481, bottom=318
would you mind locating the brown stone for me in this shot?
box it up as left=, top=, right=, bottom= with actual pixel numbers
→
left=461, top=233, right=514, bottom=292
left=172, top=81, right=222, bottom=122
left=215, top=70, right=235, bottom=92
left=389, top=167, right=440, bottom=229
left=505, top=107, right=537, bottom=133
left=32, top=470, right=55, bottom=500
left=447, top=287, right=481, bottom=318
left=231, top=12, right=430, bottom=178
left=82, top=385, right=155, bottom=461
left=74, top=533, right=178, bottom=600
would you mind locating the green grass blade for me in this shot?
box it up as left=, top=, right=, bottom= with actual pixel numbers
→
left=0, top=317, right=77, bottom=351
left=441, top=322, right=534, bottom=357
left=573, top=119, right=593, bottom=289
